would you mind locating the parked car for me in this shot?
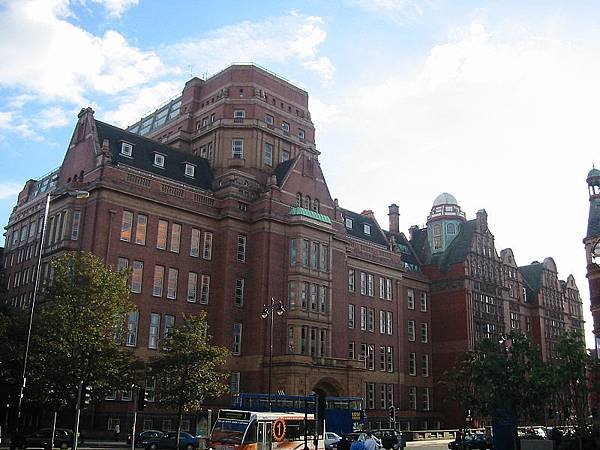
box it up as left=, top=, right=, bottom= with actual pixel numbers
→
left=371, top=429, right=405, bottom=450
left=128, top=430, right=164, bottom=447
left=448, top=433, right=491, bottom=450
left=325, top=432, right=342, bottom=450
left=22, top=428, right=74, bottom=449
left=144, top=431, right=199, bottom=450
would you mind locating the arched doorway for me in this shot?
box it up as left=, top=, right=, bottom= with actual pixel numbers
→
left=312, top=379, right=342, bottom=434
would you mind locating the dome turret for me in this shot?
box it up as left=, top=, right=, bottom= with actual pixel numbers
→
left=427, top=192, right=466, bottom=254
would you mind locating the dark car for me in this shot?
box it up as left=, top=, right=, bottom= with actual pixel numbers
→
left=23, top=428, right=74, bottom=449
left=372, top=429, right=405, bottom=450
left=128, top=430, right=164, bottom=447
left=144, top=431, right=199, bottom=450
left=448, top=433, right=491, bottom=450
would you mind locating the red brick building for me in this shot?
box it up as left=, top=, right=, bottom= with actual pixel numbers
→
left=2, top=65, right=435, bottom=434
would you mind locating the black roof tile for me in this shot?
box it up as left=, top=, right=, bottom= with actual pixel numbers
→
left=341, top=208, right=388, bottom=247
left=272, top=158, right=296, bottom=186
left=95, top=120, right=214, bottom=191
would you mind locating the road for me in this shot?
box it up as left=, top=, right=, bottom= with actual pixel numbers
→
left=406, top=439, right=451, bottom=450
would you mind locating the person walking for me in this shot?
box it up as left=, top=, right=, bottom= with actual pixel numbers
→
left=350, top=434, right=366, bottom=450
left=114, top=423, right=120, bottom=441
left=337, top=435, right=351, bottom=450
left=364, top=432, right=378, bottom=450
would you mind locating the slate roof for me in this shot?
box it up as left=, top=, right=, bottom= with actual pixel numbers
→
left=410, top=220, right=476, bottom=273
left=519, top=262, right=544, bottom=297
left=341, top=209, right=388, bottom=246
left=587, top=197, right=600, bottom=239
left=95, top=120, right=214, bottom=191
left=272, top=158, right=296, bottom=186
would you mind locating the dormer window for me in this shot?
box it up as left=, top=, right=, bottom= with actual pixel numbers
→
left=154, top=153, right=165, bottom=168
left=345, top=218, right=353, bottom=229
left=185, top=163, right=195, bottom=177
left=282, top=121, right=290, bottom=132
left=298, top=129, right=305, bottom=140
left=364, top=224, right=371, bottom=235
left=121, top=142, right=133, bottom=157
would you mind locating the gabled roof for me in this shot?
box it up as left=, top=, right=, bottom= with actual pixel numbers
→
left=341, top=209, right=388, bottom=246
left=95, top=120, right=213, bottom=191
left=385, top=231, right=422, bottom=272
left=272, top=158, right=296, bottom=186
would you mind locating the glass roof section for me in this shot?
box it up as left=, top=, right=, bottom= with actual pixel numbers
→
left=127, top=96, right=183, bottom=136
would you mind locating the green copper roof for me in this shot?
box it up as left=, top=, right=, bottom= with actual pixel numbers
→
left=288, top=207, right=332, bottom=224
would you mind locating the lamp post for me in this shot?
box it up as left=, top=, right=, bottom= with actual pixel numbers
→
left=261, top=297, right=285, bottom=412
left=13, top=189, right=89, bottom=447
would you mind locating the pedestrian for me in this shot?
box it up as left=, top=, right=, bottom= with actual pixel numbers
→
left=337, top=435, right=351, bottom=450
left=455, top=428, right=463, bottom=450
left=350, top=434, right=366, bottom=450
left=114, top=423, right=120, bottom=441
left=364, top=432, right=378, bottom=450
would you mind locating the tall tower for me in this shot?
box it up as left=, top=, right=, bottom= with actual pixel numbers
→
left=426, top=192, right=466, bottom=253
left=584, top=167, right=600, bottom=355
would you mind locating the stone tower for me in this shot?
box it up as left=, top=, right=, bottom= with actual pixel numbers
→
left=584, top=167, right=600, bottom=355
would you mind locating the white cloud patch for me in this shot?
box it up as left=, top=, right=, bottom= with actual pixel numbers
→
left=349, top=0, right=431, bottom=23
left=167, top=12, right=334, bottom=83
left=0, top=0, right=167, bottom=104
left=89, top=0, right=139, bottom=17
left=0, top=181, right=23, bottom=200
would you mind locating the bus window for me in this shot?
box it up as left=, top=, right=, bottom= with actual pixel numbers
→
left=244, top=421, right=257, bottom=444
left=211, top=419, right=248, bottom=444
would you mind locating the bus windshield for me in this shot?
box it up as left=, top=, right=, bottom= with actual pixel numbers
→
left=211, top=419, right=249, bottom=444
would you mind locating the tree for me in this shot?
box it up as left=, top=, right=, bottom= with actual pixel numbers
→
left=29, top=251, right=136, bottom=411
left=447, top=332, right=551, bottom=450
left=150, top=312, right=229, bottom=445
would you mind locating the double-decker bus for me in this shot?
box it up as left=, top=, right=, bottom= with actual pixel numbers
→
left=208, top=410, right=325, bottom=450
left=231, top=394, right=365, bottom=435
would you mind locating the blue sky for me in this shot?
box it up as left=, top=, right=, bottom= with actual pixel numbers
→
left=1, top=0, right=599, bottom=343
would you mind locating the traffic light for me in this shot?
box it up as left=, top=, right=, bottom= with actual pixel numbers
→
left=137, top=388, right=148, bottom=411
left=83, top=385, right=92, bottom=406
left=389, top=406, right=396, bottom=422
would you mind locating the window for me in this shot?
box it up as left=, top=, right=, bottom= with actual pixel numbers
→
left=120, top=211, right=133, bottom=242
left=359, top=343, right=367, bottom=361
left=360, top=272, right=366, bottom=295
left=367, top=383, right=375, bottom=409
left=235, top=278, right=245, bottom=306
left=348, top=304, right=355, bottom=328
left=281, top=150, right=290, bottom=162
left=154, top=153, right=165, bottom=167
left=200, top=275, right=210, bottom=304
left=167, top=268, right=178, bottom=299
left=367, top=345, right=374, bottom=370
left=203, top=232, right=213, bottom=259
left=301, top=239, right=309, bottom=267
left=121, top=389, right=132, bottom=401
left=386, top=346, right=393, bottom=372
left=185, top=164, right=195, bottom=177
left=187, top=272, right=197, bottom=302
left=231, top=372, right=240, bottom=396
left=380, top=384, right=387, bottom=409
left=360, top=306, right=367, bottom=331
left=298, top=129, right=305, bottom=140
left=301, top=326, right=308, bottom=354
left=237, top=235, right=247, bottom=262
left=190, top=228, right=200, bottom=257
left=379, top=277, right=385, bottom=299
left=264, top=143, right=273, bottom=166
left=156, top=220, right=168, bottom=249
left=407, top=288, right=415, bottom=309
left=386, top=311, right=393, bottom=335
left=145, top=377, right=156, bottom=402
left=232, top=139, right=244, bottom=158
left=364, top=224, right=371, bottom=235
left=265, top=114, right=274, bottom=126
left=170, top=224, right=181, bottom=253
left=408, top=387, right=417, bottom=410
left=313, top=199, right=320, bottom=213
left=319, top=286, right=328, bottom=313
left=348, top=341, right=355, bottom=359
left=387, top=384, right=394, bottom=408
left=348, top=269, right=355, bottom=292
left=301, top=283, right=308, bottom=308
left=152, top=265, right=164, bottom=297
left=310, top=328, right=317, bottom=355
left=422, top=354, right=429, bottom=377
left=295, top=193, right=302, bottom=207
left=149, top=314, right=160, bottom=349
left=311, top=242, right=318, bottom=269
left=420, top=292, right=428, bottom=312
left=386, top=278, right=392, bottom=300
left=379, top=346, right=386, bottom=371
left=164, top=315, right=174, bottom=340
left=304, top=195, right=311, bottom=209
left=367, top=308, right=375, bottom=332
left=282, top=121, right=290, bottom=132
left=121, top=142, right=133, bottom=156
left=367, top=274, right=374, bottom=296
left=345, top=217, right=353, bottom=228
left=290, top=239, right=297, bottom=266
left=288, top=281, right=297, bottom=308
left=135, top=214, right=147, bottom=245
left=126, top=311, right=139, bottom=346
left=408, top=320, right=415, bottom=341
left=117, top=257, right=129, bottom=272
left=233, top=323, right=242, bottom=355
left=288, top=326, right=295, bottom=353
left=420, top=323, right=428, bottom=343
left=380, top=311, right=386, bottom=334
left=71, top=210, right=81, bottom=240
left=234, top=110, right=245, bottom=119
left=131, top=261, right=143, bottom=293
left=409, top=352, right=416, bottom=376
left=422, top=388, right=430, bottom=411
left=319, top=245, right=328, bottom=272
left=310, top=284, right=317, bottom=311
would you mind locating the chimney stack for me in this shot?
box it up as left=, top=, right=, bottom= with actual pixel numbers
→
left=388, top=204, right=400, bottom=234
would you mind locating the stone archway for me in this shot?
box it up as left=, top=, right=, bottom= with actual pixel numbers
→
left=312, top=378, right=343, bottom=434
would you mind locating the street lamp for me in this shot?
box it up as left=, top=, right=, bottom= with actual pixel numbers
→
left=14, top=189, right=89, bottom=445
left=261, top=297, right=285, bottom=412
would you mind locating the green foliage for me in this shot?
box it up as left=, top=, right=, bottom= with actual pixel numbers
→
left=447, top=331, right=551, bottom=423
left=0, top=304, right=28, bottom=401
left=29, top=251, right=136, bottom=409
left=150, top=311, right=229, bottom=435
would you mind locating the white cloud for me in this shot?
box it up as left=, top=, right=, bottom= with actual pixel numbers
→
left=319, top=20, right=600, bottom=344
left=349, top=0, right=431, bottom=23
left=89, top=0, right=138, bottom=17
left=0, top=0, right=167, bottom=104
left=0, top=181, right=23, bottom=200
left=167, top=12, right=334, bottom=83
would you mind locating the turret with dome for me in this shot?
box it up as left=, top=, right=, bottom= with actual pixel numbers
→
left=426, top=192, right=466, bottom=253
